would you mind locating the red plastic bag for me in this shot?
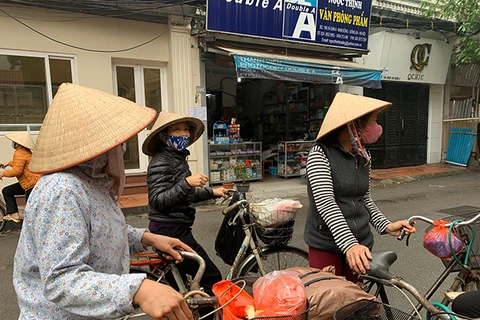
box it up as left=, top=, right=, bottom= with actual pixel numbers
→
left=213, top=280, right=254, bottom=320
left=253, top=271, right=307, bottom=317
left=423, top=220, right=464, bottom=260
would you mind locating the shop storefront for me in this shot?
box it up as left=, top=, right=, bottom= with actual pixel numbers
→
left=363, top=31, right=453, bottom=168
left=200, top=0, right=384, bottom=184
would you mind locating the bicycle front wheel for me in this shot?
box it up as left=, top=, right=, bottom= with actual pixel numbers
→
left=0, top=203, right=6, bottom=233
left=236, top=246, right=309, bottom=278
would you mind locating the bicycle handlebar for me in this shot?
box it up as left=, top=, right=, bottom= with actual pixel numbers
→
left=222, top=199, right=249, bottom=215
left=179, top=251, right=206, bottom=285
left=397, top=211, right=480, bottom=240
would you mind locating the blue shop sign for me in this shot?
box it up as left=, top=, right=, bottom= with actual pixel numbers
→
left=206, top=0, right=372, bottom=51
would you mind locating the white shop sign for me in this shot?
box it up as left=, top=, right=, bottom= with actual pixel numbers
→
left=364, top=31, right=453, bottom=84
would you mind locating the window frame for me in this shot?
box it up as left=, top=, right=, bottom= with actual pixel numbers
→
left=0, top=49, right=78, bottom=135
left=112, top=63, right=168, bottom=173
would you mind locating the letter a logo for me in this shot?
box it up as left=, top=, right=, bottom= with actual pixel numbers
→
left=283, top=0, right=318, bottom=41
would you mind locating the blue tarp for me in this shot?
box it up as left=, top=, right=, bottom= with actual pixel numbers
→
left=234, top=55, right=382, bottom=89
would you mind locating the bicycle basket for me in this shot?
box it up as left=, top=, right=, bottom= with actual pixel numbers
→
left=426, top=211, right=480, bottom=271
left=334, top=300, right=420, bottom=320
left=250, top=305, right=309, bottom=320
left=255, top=220, right=295, bottom=246
left=250, top=199, right=301, bottom=227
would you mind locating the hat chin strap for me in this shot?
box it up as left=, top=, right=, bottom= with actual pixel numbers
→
left=103, top=145, right=125, bottom=200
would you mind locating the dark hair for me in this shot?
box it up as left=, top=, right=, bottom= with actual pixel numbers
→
left=320, top=126, right=344, bottom=144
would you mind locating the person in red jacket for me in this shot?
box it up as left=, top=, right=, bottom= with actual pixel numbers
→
left=0, top=131, right=41, bottom=222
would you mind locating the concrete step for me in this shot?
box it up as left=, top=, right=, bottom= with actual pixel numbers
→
left=125, top=173, right=147, bottom=185
left=123, top=173, right=147, bottom=196
left=123, top=183, right=147, bottom=196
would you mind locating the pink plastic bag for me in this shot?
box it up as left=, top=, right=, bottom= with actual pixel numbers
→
left=253, top=271, right=307, bottom=317
left=423, top=220, right=464, bottom=260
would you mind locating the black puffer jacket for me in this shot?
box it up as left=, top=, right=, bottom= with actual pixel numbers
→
left=147, top=143, right=214, bottom=226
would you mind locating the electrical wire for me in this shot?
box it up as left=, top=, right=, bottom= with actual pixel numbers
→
left=207, top=77, right=237, bottom=90
left=0, top=1, right=201, bottom=21
left=0, top=6, right=176, bottom=22
left=391, top=284, right=423, bottom=320
left=0, top=8, right=181, bottom=53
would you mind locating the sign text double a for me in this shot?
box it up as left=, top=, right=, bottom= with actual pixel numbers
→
left=206, top=0, right=372, bottom=51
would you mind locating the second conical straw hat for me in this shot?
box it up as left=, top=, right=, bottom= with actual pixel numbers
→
left=30, top=83, right=156, bottom=173
left=142, top=111, right=205, bottom=156
left=5, top=131, right=35, bottom=151
left=316, top=92, right=392, bottom=141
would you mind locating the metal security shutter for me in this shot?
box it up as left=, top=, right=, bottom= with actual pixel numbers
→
left=365, top=83, right=429, bottom=168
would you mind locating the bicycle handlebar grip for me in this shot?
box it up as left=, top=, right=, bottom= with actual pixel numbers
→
left=222, top=202, right=240, bottom=215
left=397, top=227, right=407, bottom=241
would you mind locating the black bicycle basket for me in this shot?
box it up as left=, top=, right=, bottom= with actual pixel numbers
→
left=334, top=300, right=421, bottom=320
left=254, top=220, right=295, bottom=246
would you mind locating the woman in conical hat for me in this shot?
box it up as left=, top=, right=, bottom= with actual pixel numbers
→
left=304, top=92, right=416, bottom=283
left=0, top=131, right=41, bottom=222
left=142, top=111, right=225, bottom=319
left=13, top=83, right=194, bottom=320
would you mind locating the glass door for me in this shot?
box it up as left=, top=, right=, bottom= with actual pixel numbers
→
left=113, top=64, right=165, bottom=172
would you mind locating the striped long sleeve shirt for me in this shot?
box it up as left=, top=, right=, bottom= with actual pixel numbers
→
left=307, top=144, right=391, bottom=254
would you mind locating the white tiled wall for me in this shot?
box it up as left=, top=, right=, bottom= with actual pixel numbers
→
left=427, top=84, right=445, bottom=163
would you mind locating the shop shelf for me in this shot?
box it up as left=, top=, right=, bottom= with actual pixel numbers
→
left=277, top=140, right=314, bottom=179
left=208, top=142, right=263, bottom=185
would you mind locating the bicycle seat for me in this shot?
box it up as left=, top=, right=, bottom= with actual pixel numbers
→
left=367, top=251, right=397, bottom=280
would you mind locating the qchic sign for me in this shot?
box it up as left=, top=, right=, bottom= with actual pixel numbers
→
left=206, top=0, right=373, bottom=51
left=364, top=32, right=452, bottom=84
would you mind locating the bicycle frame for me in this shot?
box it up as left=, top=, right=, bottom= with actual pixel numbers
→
left=365, top=212, right=480, bottom=319
left=225, top=203, right=267, bottom=280
left=127, top=251, right=218, bottom=320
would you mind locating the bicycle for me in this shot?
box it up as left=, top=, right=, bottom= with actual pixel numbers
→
left=0, top=196, right=6, bottom=232
left=127, top=250, right=220, bottom=320
left=338, top=210, right=480, bottom=320
left=129, top=189, right=309, bottom=291
left=209, top=189, right=308, bottom=279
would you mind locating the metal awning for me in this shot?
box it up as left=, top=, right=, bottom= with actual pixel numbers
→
left=213, top=47, right=382, bottom=89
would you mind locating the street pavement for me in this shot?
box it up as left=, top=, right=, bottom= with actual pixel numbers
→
left=1, top=170, right=480, bottom=319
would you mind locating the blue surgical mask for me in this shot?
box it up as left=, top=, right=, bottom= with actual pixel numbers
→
left=166, top=135, right=190, bottom=151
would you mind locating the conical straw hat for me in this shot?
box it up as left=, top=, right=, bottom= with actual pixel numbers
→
left=142, top=111, right=205, bottom=156
left=5, top=131, right=35, bottom=151
left=316, top=93, right=392, bottom=141
left=30, top=83, right=156, bottom=173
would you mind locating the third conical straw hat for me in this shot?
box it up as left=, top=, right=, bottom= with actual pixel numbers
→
left=5, top=131, right=35, bottom=151
left=30, top=83, right=156, bottom=173
left=316, top=92, right=392, bottom=141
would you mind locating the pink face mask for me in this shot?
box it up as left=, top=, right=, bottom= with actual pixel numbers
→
left=361, top=123, right=383, bottom=144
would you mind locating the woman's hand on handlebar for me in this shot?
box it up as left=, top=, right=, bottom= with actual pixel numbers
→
left=386, top=220, right=416, bottom=237
left=141, top=232, right=195, bottom=263
left=134, top=280, right=194, bottom=320
left=346, top=244, right=372, bottom=275
left=213, top=187, right=227, bottom=198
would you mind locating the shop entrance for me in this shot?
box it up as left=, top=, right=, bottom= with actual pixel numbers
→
left=205, top=64, right=338, bottom=183
left=365, top=83, right=429, bottom=168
